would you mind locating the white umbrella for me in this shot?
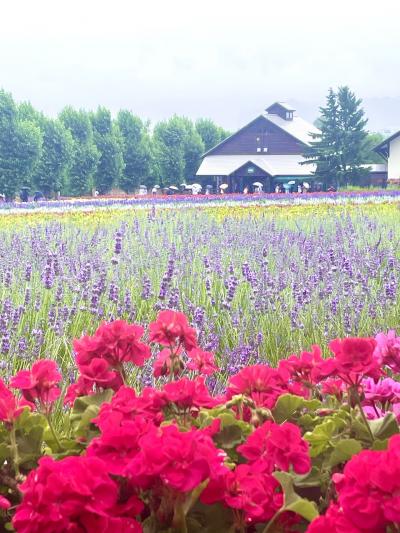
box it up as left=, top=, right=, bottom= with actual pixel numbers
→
left=191, top=183, right=202, bottom=189
left=220, top=183, right=229, bottom=190
left=303, top=182, right=310, bottom=189
left=252, top=181, right=263, bottom=187
left=154, top=185, right=160, bottom=189
left=169, top=186, right=179, bottom=191
left=180, top=183, right=186, bottom=187
left=288, top=180, right=296, bottom=185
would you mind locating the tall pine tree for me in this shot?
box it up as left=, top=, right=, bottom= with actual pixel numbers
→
left=303, top=87, right=368, bottom=187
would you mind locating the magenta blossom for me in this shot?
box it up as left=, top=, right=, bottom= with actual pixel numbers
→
left=374, top=330, right=400, bottom=373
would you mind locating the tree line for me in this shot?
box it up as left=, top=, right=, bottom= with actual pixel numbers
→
left=0, top=89, right=230, bottom=200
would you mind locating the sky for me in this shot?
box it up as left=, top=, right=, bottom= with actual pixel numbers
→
left=1, top=0, right=400, bottom=132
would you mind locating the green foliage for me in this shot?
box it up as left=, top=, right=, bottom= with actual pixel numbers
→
left=69, top=390, right=113, bottom=440
left=272, top=393, right=321, bottom=424
left=195, top=118, right=230, bottom=153
left=361, top=132, right=386, bottom=164
left=274, top=471, right=319, bottom=522
left=32, top=118, right=74, bottom=196
left=153, top=115, right=204, bottom=186
left=59, top=107, right=99, bottom=196
left=117, top=110, right=153, bottom=192
left=90, top=107, right=124, bottom=194
left=303, top=86, right=369, bottom=186
left=0, top=89, right=42, bottom=199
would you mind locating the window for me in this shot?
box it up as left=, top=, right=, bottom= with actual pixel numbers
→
left=263, top=147, right=268, bottom=152
left=257, top=147, right=261, bottom=152
left=286, top=111, right=293, bottom=120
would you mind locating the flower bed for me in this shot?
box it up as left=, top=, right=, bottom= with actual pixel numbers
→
left=0, top=310, right=399, bottom=532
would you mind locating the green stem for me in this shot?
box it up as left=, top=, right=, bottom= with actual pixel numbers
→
left=46, top=414, right=63, bottom=451
left=354, top=388, right=374, bottom=443
left=10, top=425, right=20, bottom=477
left=261, top=510, right=281, bottom=533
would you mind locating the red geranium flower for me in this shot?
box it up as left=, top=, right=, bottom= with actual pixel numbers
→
left=11, top=360, right=61, bottom=409
left=149, top=310, right=198, bottom=351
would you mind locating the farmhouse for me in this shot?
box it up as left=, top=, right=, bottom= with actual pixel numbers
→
left=196, top=102, right=321, bottom=193
left=374, top=131, right=400, bottom=183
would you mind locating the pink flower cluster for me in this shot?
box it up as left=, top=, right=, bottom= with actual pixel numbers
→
left=1, top=313, right=400, bottom=532
left=308, top=434, right=400, bottom=532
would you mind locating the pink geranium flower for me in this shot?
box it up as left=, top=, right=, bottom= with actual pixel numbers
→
left=161, top=376, right=218, bottom=411
left=317, top=337, right=381, bottom=386
left=149, top=310, right=198, bottom=351
left=11, top=360, right=61, bottom=409
left=153, top=347, right=184, bottom=378
left=374, top=330, right=400, bottom=373
left=0, top=378, right=26, bottom=425
left=95, top=320, right=151, bottom=367
left=222, top=464, right=283, bottom=524
left=13, top=455, right=143, bottom=533
left=125, top=423, right=227, bottom=493
left=278, top=345, right=324, bottom=384
left=0, top=495, right=11, bottom=510
left=238, top=420, right=311, bottom=475
left=227, top=365, right=290, bottom=410
left=187, top=347, right=218, bottom=375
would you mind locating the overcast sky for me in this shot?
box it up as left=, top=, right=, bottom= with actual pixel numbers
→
left=1, top=0, right=400, bottom=132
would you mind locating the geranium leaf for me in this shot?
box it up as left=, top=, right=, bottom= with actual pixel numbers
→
left=328, top=438, right=362, bottom=467
left=304, top=420, right=336, bottom=456
left=369, top=413, right=399, bottom=440
left=272, top=394, right=305, bottom=423
left=274, top=471, right=319, bottom=522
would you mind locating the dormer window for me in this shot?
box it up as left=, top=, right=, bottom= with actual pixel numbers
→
left=286, top=111, right=293, bottom=120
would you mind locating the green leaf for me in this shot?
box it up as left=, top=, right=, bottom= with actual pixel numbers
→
left=70, top=390, right=113, bottom=439
left=369, top=413, right=399, bottom=440
left=274, top=471, right=319, bottom=522
left=272, top=394, right=305, bottom=423
left=328, top=439, right=362, bottom=467
left=304, top=420, right=336, bottom=457
left=272, top=394, right=322, bottom=424
left=372, top=438, right=389, bottom=451
left=293, top=467, right=323, bottom=488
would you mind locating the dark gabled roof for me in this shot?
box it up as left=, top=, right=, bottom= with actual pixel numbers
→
left=374, top=130, right=400, bottom=156
left=202, top=112, right=320, bottom=157
left=201, top=115, right=265, bottom=157
left=266, top=101, right=296, bottom=112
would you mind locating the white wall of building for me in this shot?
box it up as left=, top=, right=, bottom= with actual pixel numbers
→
left=388, top=135, right=400, bottom=181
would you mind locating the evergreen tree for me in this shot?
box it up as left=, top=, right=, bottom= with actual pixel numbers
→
left=0, top=90, right=42, bottom=200
left=90, top=107, right=124, bottom=194
left=59, top=107, right=99, bottom=196
left=303, top=87, right=368, bottom=186
left=117, top=110, right=152, bottom=192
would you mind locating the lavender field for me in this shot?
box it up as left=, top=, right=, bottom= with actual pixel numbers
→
left=0, top=202, right=399, bottom=391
